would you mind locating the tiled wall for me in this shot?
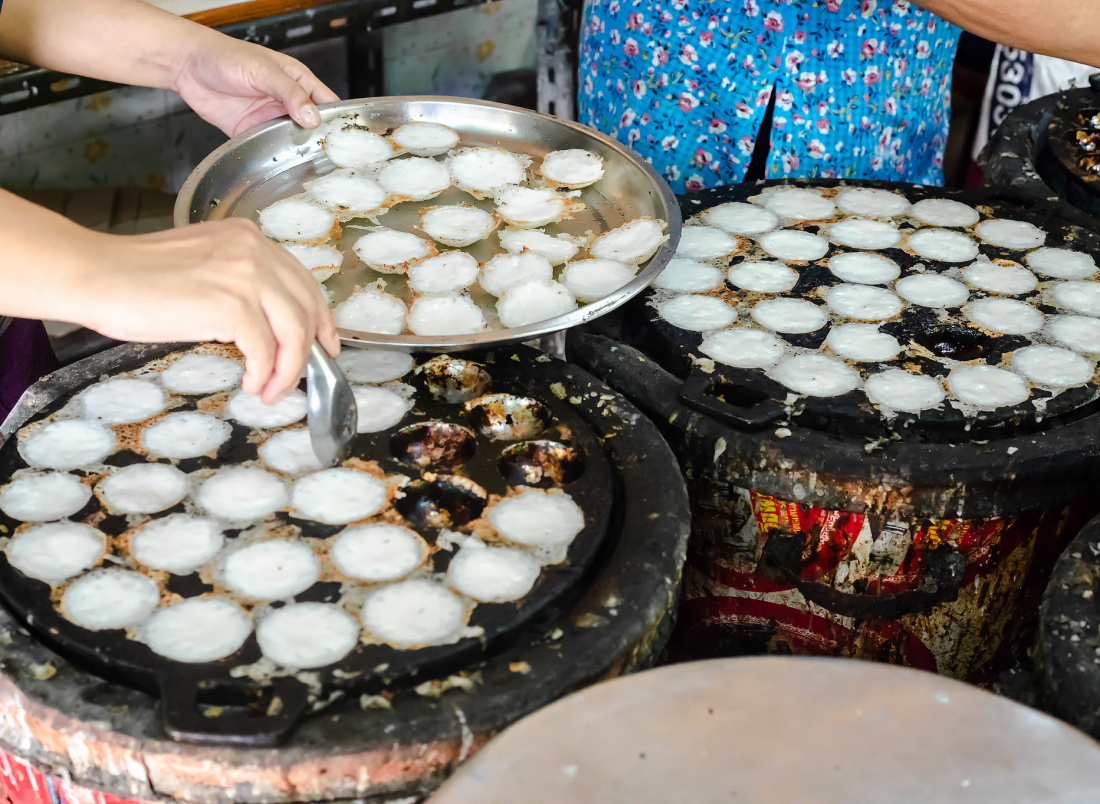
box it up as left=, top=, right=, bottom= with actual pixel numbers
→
left=0, top=0, right=536, bottom=194
left=384, top=0, right=536, bottom=98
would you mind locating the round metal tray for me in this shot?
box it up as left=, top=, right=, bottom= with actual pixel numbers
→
left=175, top=96, right=681, bottom=352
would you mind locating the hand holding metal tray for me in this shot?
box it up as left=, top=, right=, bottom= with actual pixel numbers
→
left=175, top=96, right=682, bottom=351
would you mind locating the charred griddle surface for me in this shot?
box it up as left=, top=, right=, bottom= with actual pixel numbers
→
left=0, top=345, right=614, bottom=745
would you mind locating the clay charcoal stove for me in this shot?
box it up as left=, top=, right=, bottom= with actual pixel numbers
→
left=570, top=178, right=1100, bottom=682
left=1039, top=513, right=1100, bottom=741
left=981, top=76, right=1100, bottom=223
left=0, top=341, right=687, bottom=803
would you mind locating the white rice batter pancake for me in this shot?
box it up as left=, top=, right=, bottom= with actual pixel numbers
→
left=330, top=522, right=428, bottom=582
left=561, top=258, right=636, bottom=302
left=226, top=389, right=307, bottom=428
left=865, top=370, right=946, bottom=413
left=392, top=122, right=459, bottom=156
left=652, top=258, right=725, bottom=293
left=481, top=252, right=555, bottom=297
left=829, top=219, right=900, bottom=250
left=675, top=226, right=738, bottom=261
left=447, top=544, right=541, bottom=603
left=827, top=324, right=902, bottom=362
left=283, top=243, right=343, bottom=282
left=965, top=298, right=1044, bottom=335
left=378, top=157, right=452, bottom=201
left=836, top=188, right=910, bottom=218
left=257, top=602, right=360, bottom=669
left=198, top=467, right=287, bottom=521
left=727, top=261, right=798, bottom=293
left=495, top=187, right=574, bottom=228
left=130, top=514, right=224, bottom=574
left=976, top=219, right=1046, bottom=250
left=353, top=228, right=434, bottom=273
left=159, top=354, right=243, bottom=395
left=948, top=365, right=1029, bottom=409
left=0, top=472, right=90, bottom=522
left=334, top=288, right=407, bottom=334
left=61, top=569, right=160, bottom=631
left=1052, top=280, right=1100, bottom=317
left=291, top=468, right=386, bottom=524
left=351, top=385, right=412, bottom=432
left=656, top=295, right=737, bottom=331
left=540, top=149, right=605, bottom=188
left=407, top=294, right=487, bottom=336
left=498, top=228, right=579, bottom=266
left=335, top=349, right=414, bottom=383
left=699, top=327, right=787, bottom=369
left=20, top=419, right=115, bottom=471
left=83, top=378, right=166, bottom=424
left=962, top=259, right=1038, bottom=295
left=323, top=121, right=394, bottom=168
left=1049, top=315, right=1100, bottom=354
left=496, top=280, right=578, bottom=328
left=906, top=229, right=979, bottom=263
left=758, top=230, right=829, bottom=262
left=303, top=170, right=387, bottom=215
left=258, top=429, right=324, bottom=476
left=258, top=198, right=337, bottom=243
left=6, top=522, right=104, bottom=583
left=757, top=187, right=836, bottom=220
left=1013, top=345, right=1093, bottom=387
left=142, top=412, right=230, bottom=459
left=408, top=251, right=480, bottom=294
left=751, top=298, right=827, bottom=333
left=361, top=579, right=466, bottom=648
left=221, top=539, right=319, bottom=600
left=98, top=464, right=188, bottom=514
left=590, top=219, right=669, bottom=264
left=909, top=198, right=980, bottom=227
left=825, top=284, right=902, bottom=320
left=827, top=252, right=901, bottom=285
left=1027, top=248, right=1098, bottom=280
left=702, top=202, right=779, bottom=235
left=895, top=274, right=970, bottom=308
left=449, top=147, right=526, bottom=196
left=769, top=354, right=860, bottom=398
left=420, top=205, right=496, bottom=247
left=143, top=597, right=251, bottom=663
left=488, top=489, right=585, bottom=563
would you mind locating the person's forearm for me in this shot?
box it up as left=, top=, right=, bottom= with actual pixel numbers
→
left=0, top=188, right=102, bottom=325
left=918, top=0, right=1100, bottom=68
left=0, top=0, right=216, bottom=90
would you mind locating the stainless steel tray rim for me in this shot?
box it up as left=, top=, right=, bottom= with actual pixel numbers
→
left=175, top=96, right=682, bottom=353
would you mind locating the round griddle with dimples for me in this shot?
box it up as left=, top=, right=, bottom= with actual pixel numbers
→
left=635, top=179, right=1100, bottom=443
left=0, top=344, right=612, bottom=746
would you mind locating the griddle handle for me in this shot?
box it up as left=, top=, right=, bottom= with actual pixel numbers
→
left=567, top=331, right=786, bottom=432
left=677, top=369, right=786, bottom=431
left=759, top=537, right=967, bottom=619
left=159, top=675, right=309, bottom=747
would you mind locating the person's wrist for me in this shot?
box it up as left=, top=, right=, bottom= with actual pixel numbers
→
left=52, top=228, right=128, bottom=327
left=164, top=24, right=227, bottom=93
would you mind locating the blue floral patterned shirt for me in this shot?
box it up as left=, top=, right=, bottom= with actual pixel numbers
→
left=578, top=0, right=961, bottom=192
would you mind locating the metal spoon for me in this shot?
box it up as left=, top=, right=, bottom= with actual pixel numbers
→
left=306, top=343, right=357, bottom=466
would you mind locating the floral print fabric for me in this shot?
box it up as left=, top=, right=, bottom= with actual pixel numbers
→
left=578, top=0, right=961, bottom=192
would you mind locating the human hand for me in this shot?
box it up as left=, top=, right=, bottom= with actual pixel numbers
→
left=77, top=219, right=339, bottom=402
left=172, top=33, right=340, bottom=136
